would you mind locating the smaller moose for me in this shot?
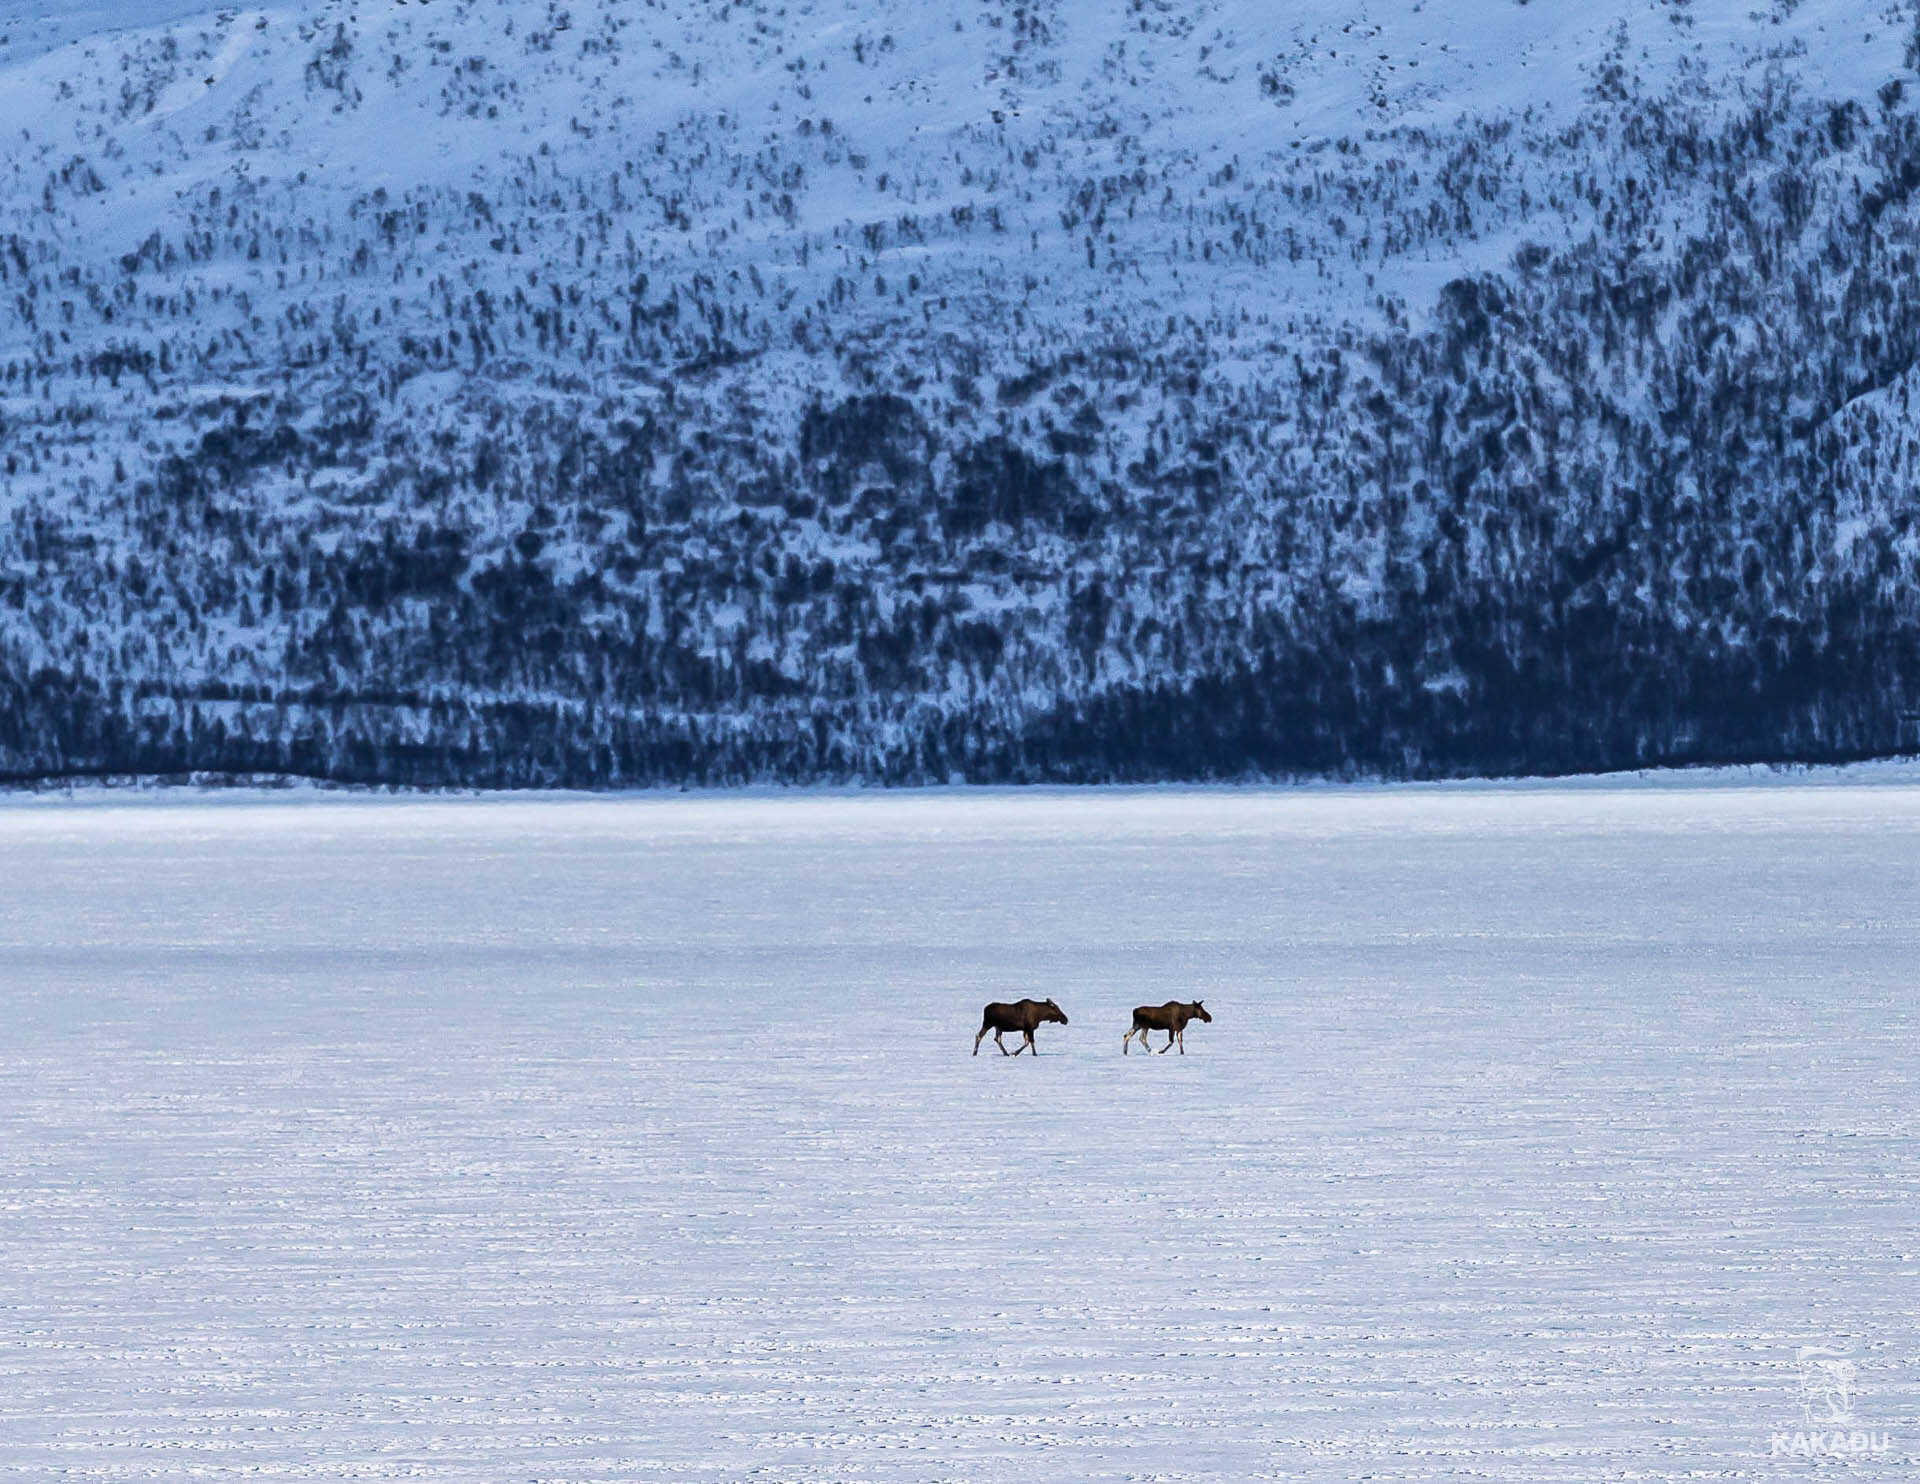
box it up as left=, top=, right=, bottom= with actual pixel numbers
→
left=974, top=998, right=1069, bottom=1057
left=1123, top=1000, right=1212, bottom=1055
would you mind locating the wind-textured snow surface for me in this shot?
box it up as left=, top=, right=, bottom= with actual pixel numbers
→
left=2, top=777, right=1916, bottom=1479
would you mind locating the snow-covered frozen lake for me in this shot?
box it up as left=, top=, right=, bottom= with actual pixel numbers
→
left=2, top=778, right=1916, bottom=1479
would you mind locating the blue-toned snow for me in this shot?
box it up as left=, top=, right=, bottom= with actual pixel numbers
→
left=1, top=777, right=1916, bottom=1479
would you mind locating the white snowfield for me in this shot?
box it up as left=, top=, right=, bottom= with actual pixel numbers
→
left=1, top=776, right=1917, bottom=1479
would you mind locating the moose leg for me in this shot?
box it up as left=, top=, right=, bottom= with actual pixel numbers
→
left=1176, top=1028, right=1185, bottom=1054
left=1159, top=1030, right=1174, bottom=1054
left=995, top=1030, right=1011, bottom=1055
left=1022, top=1030, right=1037, bottom=1057
left=974, top=1024, right=990, bottom=1055
left=1123, top=1028, right=1133, bottom=1054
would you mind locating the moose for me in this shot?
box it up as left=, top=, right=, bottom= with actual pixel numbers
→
left=1123, top=1000, right=1212, bottom=1055
left=973, top=998, right=1069, bottom=1056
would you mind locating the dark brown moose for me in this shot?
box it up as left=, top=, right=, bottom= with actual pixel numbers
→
left=1123, top=1000, right=1212, bottom=1055
left=973, top=998, right=1069, bottom=1056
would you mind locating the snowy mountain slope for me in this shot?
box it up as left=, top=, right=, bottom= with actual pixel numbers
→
left=2, top=0, right=1920, bottom=784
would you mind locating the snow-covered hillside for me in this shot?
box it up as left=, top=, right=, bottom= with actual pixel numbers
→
left=3, top=1, right=1920, bottom=784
